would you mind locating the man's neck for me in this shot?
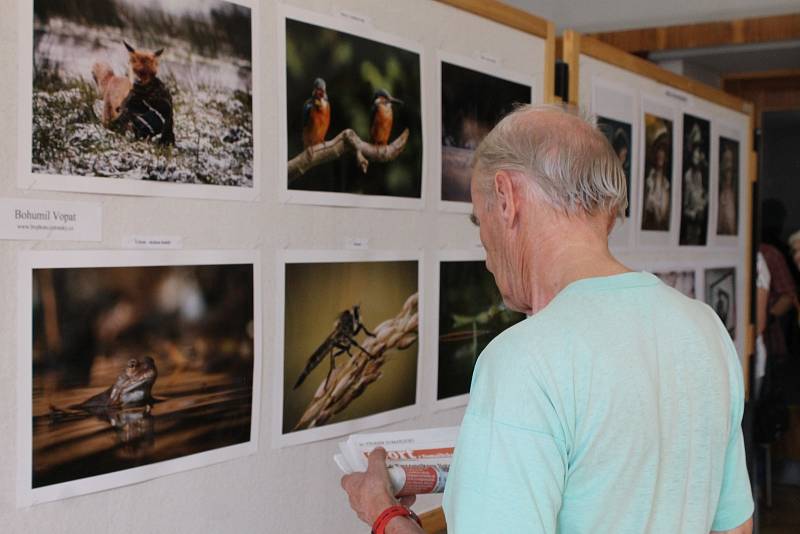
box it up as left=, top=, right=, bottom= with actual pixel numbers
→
left=522, top=217, right=629, bottom=314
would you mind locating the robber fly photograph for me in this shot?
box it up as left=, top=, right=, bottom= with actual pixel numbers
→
left=281, top=257, right=419, bottom=439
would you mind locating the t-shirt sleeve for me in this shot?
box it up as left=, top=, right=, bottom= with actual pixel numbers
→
left=711, top=337, right=754, bottom=531
left=443, top=340, right=568, bottom=534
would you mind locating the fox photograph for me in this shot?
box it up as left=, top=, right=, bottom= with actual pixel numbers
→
left=437, top=260, right=524, bottom=402
left=27, top=0, right=255, bottom=197
left=284, top=12, right=423, bottom=202
left=23, top=252, right=257, bottom=503
left=440, top=60, right=531, bottom=204
left=281, top=258, right=419, bottom=442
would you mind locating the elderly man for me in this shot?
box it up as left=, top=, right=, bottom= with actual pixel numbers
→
left=341, top=105, right=753, bottom=534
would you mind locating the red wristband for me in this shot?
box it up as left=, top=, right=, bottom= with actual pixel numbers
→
left=371, top=505, right=421, bottom=534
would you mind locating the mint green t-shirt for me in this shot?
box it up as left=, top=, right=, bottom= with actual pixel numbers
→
left=443, top=272, right=753, bottom=533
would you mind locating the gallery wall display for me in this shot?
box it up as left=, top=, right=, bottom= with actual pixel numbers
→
left=275, top=251, right=422, bottom=447
left=716, top=136, right=740, bottom=237
left=279, top=6, right=424, bottom=209
left=17, top=250, right=261, bottom=506
left=438, top=53, right=534, bottom=210
left=434, top=253, right=525, bottom=409
left=679, top=113, right=712, bottom=246
left=19, top=0, right=259, bottom=200
left=704, top=267, right=737, bottom=340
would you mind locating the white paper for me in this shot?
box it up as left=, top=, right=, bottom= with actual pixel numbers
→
left=0, top=197, right=101, bottom=242
left=123, top=235, right=183, bottom=249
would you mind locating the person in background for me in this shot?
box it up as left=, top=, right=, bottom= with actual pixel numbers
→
left=755, top=251, right=770, bottom=398
left=789, top=230, right=800, bottom=274
left=341, top=105, right=752, bottom=534
left=758, top=242, right=798, bottom=360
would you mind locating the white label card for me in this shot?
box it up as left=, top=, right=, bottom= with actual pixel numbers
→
left=345, top=237, right=369, bottom=250
left=0, top=197, right=101, bottom=241
left=123, top=235, right=184, bottom=250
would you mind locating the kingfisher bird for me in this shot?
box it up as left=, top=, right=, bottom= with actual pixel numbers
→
left=369, top=89, right=403, bottom=145
left=302, top=78, right=330, bottom=148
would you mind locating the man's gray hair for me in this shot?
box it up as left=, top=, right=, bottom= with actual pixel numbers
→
left=472, top=104, right=628, bottom=218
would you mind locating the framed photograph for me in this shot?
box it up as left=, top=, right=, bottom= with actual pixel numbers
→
left=20, top=0, right=260, bottom=200
left=704, top=267, right=736, bottom=340
left=637, top=96, right=679, bottom=248
left=653, top=269, right=696, bottom=299
left=279, top=6, right=424, bottom=210
left=17, top=250, right=261, bottom=506
left=716, top=136, right=739, bottom=237
left=274, top=250, right=422, bottom=447
left=679, top=113, right=711, bottom=246
left=433, top=251, right=525, bottom=410
left=437, top=52, right=534, bottom=211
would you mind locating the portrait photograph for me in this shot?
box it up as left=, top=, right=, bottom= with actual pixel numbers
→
left=440, top=57, right=532, bottom=205
left=679, top=114, right=711, bottom=246
left=282, top=8, right=423, bottom=208
left=641, top=113, right=673, bottom=232
left=705, top=267, right=736, bottom=339
left=717, top=136, right=740, bottom=236
left=19, top=250, right=260, bottom=505
left=23, top=0, right=257, bottom=199
left=597, top=116, right=632, bottom=218
left=437, top=259, right=525, bottom=405
left=277, top=253, right=420, bottom=446
left=654, top=269, right=696, bottom=298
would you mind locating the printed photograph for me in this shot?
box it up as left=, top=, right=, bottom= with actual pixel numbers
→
left=653, top=270, right=695, bottom=298
left=438, top=260, right=524, bottom=401
left=283, top=260, right=418, bottom=436
left=705, top=267, right=736, bottom=339
left=30, top=261, right=256, bottom=493
left=679, top=114, right=711, bottom=245
left=597, top=116, right=632, bottom=218
left=441, top=61, right=531, bottom=203
left=641, top=113, right=673, bottom=231
left=717, top=137, right=740, bottom=236
left=30, top=0, right=254, bottom=192
left=285, top=17, right=422, bottom=198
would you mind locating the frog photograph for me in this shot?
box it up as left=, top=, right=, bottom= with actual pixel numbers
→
left=283, top=9, right=422, bottom=204
left=436, top=259, right=525, bottom=404
left=279, top=255, right=419, bottom=446
left=23, top=252, right=257, bottom=503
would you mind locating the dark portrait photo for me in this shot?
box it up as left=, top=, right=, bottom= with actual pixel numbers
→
left=679, top=114, right=711, bottom=245
left=641, top=113, right=673, bottom=231
left=597, top=116, right=632, bottom=218
left=441, top=62, right=531, bottom=203
left=705, top=267, right=736, bottom=339
left=717, top=137, right=739, bottom=236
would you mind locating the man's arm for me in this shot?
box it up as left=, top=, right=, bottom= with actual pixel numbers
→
left=341, top=447, right=423, bottom=534
left=712, top=516, right=753, bottom=534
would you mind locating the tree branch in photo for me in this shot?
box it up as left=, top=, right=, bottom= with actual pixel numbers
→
left=292, top=293, right=419, bottom=431
left=287, top=128, right=410, bottom=183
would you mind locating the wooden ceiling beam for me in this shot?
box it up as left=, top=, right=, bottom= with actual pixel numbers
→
left=587, top=13, right=800, bottom=54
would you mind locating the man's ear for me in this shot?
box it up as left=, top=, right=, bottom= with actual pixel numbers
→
left=493, top=170, right=518, bottom=228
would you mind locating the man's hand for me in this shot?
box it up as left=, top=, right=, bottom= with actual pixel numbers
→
left=340, top=447, right=416, bottom=526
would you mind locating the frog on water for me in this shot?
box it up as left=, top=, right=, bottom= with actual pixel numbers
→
left=78, top=356, right=158, bottom=410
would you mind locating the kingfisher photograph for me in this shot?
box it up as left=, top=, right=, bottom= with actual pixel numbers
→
left=437, top=259, right=525, bottom=402
left=22, top=252, right=258, bottom=504
left=280, top=256, right=419, bottom=445
left=26, top=0, right=255, bottom=198
left=440, top=59, right=531, bottom=204
left=283, top=12, right=423, bottom=202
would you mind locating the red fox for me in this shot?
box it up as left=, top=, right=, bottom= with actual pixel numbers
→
left=115, top=41, right=175, bottom=146
left=91, top=62, right=132, bottom=125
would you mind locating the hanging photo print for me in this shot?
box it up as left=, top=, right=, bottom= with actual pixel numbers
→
left=22, top=0, right=258, bottom=200
left=597, top=116, right=632, bottom=218
left=679, top=114, right=711, bottom=246
left=641, top=113, right=673, bottom=232
left=653, top=269, right=696, bottom=298
left=18, top=250, right=260, bottom=506
left=437, top=259, right=524, bottom=405
left=277, top=252, right=420, bottom=446
left=705, top=267, right=736, bottom=339
left=717, top=137, right=740, bottom=236
left=440, top=56, right=532, bottom=206
left=282, top=8, right=423, bottom=209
